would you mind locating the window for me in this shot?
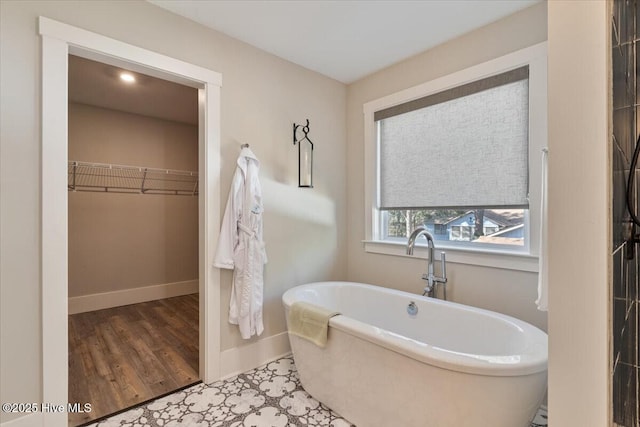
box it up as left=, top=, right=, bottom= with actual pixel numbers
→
left=363, top=43, right=547, bottom=271
left=376, top=65, right=529, bottom=248
left=450, top=225, right=473, bottom=241
left=381, top=208, right=525, bottom=246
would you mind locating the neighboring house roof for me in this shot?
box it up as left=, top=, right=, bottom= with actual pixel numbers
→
left=486, top=223, right=524, bottom=236
left=482, top=209, right=524, bottom=227
left=474, top=223, right=524, bottom=245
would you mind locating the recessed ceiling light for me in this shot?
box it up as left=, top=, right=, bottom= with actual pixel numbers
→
left=120, top=72, right=135, bottom=83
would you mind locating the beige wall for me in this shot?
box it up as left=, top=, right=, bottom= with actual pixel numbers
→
left=547, top=1, right=610, bottom=425
left=346, top=2, right=549, bottom=332
left=0, top=1, right=347, bottom=422
left=68, top=103, right=198, bottom=297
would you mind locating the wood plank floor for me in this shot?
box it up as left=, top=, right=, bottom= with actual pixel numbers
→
left=68, top=294, right=199, bottom=426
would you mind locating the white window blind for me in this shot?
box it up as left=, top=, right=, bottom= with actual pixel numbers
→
left=376, top=66, right=529, bottom=210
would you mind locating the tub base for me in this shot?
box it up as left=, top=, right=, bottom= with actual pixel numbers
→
left=290, top=331, right=546, bottom=427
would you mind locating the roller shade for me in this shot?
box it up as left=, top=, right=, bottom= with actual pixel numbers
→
left=377, top=66, right=529, bottom=210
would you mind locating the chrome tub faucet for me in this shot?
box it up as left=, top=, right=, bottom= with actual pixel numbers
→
left=406, top=226, right=448, bottom=299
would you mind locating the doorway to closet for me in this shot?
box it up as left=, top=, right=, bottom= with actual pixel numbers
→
left=40, top=18, right=222, bottom=426
left=67, top=55, right=200, bottom=426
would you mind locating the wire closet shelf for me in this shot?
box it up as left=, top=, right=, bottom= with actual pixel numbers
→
left=68, top=161, right=198, bottom=196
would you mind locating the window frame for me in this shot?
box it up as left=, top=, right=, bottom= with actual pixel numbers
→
left=362, top=42, right=547, bottom=272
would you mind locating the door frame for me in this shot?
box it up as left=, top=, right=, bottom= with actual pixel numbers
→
left=39, top=17, right=222, bottom=425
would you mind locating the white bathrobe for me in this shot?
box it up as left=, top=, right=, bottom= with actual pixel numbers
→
left=214, top=147, right=266, bottom=339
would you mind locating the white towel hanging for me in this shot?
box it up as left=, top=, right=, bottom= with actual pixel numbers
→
left=536, top=148, right=549, bottom=311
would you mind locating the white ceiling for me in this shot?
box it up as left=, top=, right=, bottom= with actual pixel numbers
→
left=148, top=0, right=539, bottom=83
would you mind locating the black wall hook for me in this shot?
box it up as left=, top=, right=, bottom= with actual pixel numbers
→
left=293, top=119, right=314, bottom=149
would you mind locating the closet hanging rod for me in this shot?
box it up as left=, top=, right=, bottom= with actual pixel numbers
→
left=68, top=161, right=199, bottom=196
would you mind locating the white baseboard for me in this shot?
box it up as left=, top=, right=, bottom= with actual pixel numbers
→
left=0, top=412, right=43, bottom=427
left=68, top=279, right=198, bottom=314
left=219, top=331, right=291, bottom=381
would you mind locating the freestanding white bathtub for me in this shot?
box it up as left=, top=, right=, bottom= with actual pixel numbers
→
left=282, top=281, right=547, bottom=427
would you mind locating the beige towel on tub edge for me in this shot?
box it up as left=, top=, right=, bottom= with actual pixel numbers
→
left=288, top=301, right=340, bottom=348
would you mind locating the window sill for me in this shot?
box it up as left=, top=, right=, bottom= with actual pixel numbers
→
left=363, top=240, right=539, bottom=272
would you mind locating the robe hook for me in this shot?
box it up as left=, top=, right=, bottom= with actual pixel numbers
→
left=293, top=119, right=313, bottom=148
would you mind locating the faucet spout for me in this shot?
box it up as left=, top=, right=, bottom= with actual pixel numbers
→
left=406, top=226, right=448, bottom=299
left=406, top=226, right=435, bottom=261
left=406, top=226, right=432, bottom=255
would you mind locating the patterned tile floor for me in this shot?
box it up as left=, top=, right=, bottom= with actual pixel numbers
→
left=88, top=355, right=548, bottom=427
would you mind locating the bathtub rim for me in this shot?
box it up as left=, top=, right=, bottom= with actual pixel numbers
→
left=283, top=281, right=548, bottom=377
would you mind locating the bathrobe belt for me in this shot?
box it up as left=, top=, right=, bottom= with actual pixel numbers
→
left=238, top=222, right=266, bottom=253
left=238, top=222, right=257, bottom=239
